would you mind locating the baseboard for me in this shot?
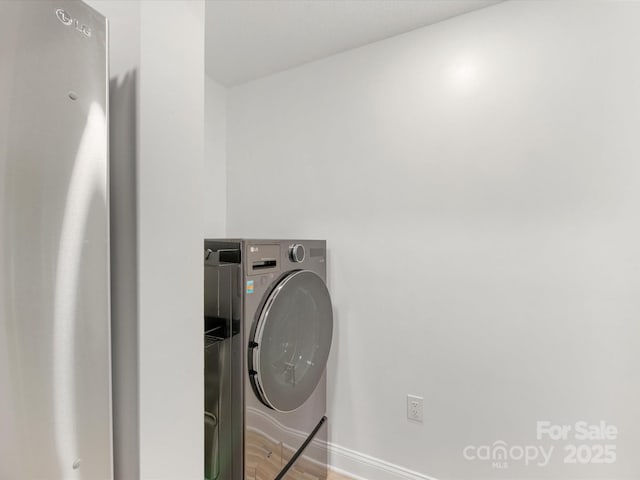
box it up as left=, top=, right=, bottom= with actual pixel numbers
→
left=247, top=407, right=439, bottom=480
left=328, top=442, right=439, bottom=480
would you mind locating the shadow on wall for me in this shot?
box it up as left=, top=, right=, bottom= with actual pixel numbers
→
left=325, top=247, right=355, bottom=453
left=109, top=70, right=139, bottom=480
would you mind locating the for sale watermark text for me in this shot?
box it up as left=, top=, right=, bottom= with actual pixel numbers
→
left=463, top=421, right=618, bottom=469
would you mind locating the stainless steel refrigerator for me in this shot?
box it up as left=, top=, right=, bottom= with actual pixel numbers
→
left=0, top=1, right=112, bottom=479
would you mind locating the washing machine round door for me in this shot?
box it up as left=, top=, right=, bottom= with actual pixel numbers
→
left=250, top=270, right=333, bottom=412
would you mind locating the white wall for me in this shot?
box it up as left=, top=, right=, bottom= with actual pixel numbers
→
left=84, top=1, right=141, bottom=478
left=205, top=75, right=227, bottom=237
left=226, top=2, right=640, bottom=479
left=86, top=2, right=205, bottom=479
left=138, top=2, right=204, bottom=479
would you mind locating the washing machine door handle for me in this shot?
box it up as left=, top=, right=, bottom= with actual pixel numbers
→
left=250, top=270, right=333, bottom=412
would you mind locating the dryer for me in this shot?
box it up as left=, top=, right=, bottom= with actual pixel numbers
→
left=204, top=239, right=333, bottom=480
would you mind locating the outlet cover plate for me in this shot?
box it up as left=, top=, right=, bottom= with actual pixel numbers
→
left=407, top=394, right=424, bottom=423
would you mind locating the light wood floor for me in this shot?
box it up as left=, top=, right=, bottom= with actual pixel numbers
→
left=327, top=470, right=356, bottom=480
left=246, top=428, right=356, bottom=480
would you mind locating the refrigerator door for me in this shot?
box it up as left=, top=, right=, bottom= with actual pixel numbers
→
left=0, top=1, right=112, bottom=479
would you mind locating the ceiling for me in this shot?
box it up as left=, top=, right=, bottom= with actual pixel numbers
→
left=205, top=0, right=500, bottom=87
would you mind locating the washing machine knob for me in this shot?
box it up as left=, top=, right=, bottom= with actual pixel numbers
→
left=289, top=244, right=305, bottom=263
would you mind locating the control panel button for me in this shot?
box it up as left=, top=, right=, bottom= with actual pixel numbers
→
left=289, top=244, right=305, bottom=263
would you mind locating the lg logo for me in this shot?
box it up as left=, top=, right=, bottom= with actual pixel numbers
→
left=55, top=9, right=91, bottom=38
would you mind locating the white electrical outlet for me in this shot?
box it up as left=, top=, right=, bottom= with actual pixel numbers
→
left=407, top=394, right=424, bottom=423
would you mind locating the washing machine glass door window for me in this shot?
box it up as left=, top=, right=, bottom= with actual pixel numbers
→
left=251, top=270, right=333, bottom=412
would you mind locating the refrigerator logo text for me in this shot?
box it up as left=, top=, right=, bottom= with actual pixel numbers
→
left=55, top=9, right=91, bottom=38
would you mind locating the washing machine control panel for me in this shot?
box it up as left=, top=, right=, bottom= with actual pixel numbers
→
left=247, top=244, right=280, bottom=275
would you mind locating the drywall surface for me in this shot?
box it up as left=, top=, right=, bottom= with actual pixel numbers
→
left=205, top=75, right=227, bottom=237
left=226, top=2, right=640, bottom=479
left=88, top=1, right=205, bottom=479
left=84, top=1, right=140, bottom=478
left=138, top=1, right=205, bottom=479
left=88, top=2, right=205, bottom=478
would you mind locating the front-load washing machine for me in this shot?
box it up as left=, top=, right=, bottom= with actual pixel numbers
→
left=204, top=239, right=333, bottom=480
